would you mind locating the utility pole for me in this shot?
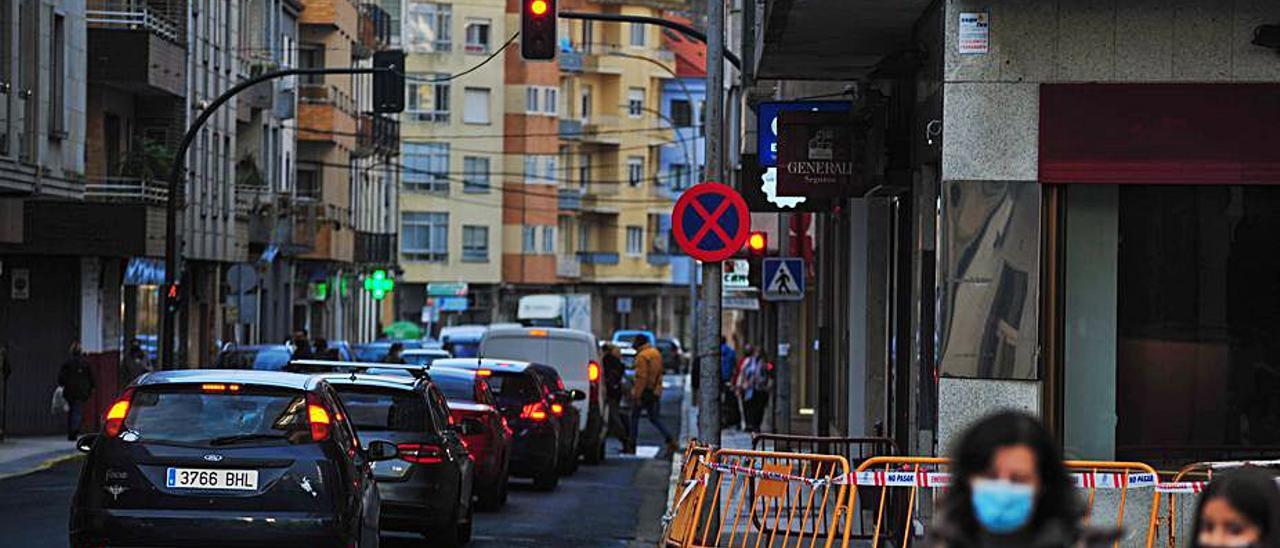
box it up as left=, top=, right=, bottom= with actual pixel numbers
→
left=698, top=0, right=725, bottom=448
left=775, top=213, right=791, bottom=434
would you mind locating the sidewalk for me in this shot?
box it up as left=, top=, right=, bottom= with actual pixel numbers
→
left=0, top=436, right=83, bottom=480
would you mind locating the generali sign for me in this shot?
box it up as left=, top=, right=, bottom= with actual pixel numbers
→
left=776, top=111, right=861, bottom=199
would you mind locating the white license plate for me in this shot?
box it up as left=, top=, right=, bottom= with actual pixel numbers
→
left=165, top=468, right=258, bottom=490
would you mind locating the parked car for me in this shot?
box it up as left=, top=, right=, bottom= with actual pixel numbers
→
left=327, top=340, right=357, bottom=361
left=427, top=366, right=512, bottom=510
left=654, top=337, right=687, bottom=372
left=402, top=348, right=452, bottom=367
left=479, top=327, right=606, bottom=465
left=611, top=329, right=657, bottom=348
left=354, top=339, right=425, bottom=362
left=213, top=344, right=292, bottom=371
left=70, top=370, right=396, bottom=548
left=523, top=364, right=585, bottom=474
left=439, top=325, right=487, bottom=358
left=319, top=370, right=474, bottom=546
left=430, top=358, right=565, bottom=491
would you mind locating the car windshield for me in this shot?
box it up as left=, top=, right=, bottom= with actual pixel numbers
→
left=447, top=341, right=481, bottom=358
left=123, top=385, right=311, bottom=445
left=331, top=385, right=435, bottom=433
left=433, top=374, right=476, bottom=401
left=215, top=348, right=291, bottom=371
left=485, top=372, right=541, bottom=407
left=355, top=340, right=424, bottom=362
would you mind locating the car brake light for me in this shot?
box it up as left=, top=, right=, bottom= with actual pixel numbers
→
left=528, top=329, right=548, bottom=337
left=397, top=443, right=444, bottom=464
left=587, top=361, right=600, bottom=382
left=550, top=403, right=564, bottom=416
left=306, top=394, right=331, bottom=442
left=476, top=369, right=492, bottom=377
left=520, top=401, right=549, bottom=421
left=201, top=383, right=240, bottom=392
left=103, top=388, right=134, bottom=437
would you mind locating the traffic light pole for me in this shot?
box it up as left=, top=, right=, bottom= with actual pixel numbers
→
left=160, top=66, right=395, bottom=370
left=698, top=0, right=726, bottom=450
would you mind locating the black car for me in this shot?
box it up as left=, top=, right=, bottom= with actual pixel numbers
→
left=525, top=364, right=586, bottom=475
left=319, top=370, right=475, bottom=546
left=431, top=358, right=567, bottom=491
left=70, top=370, right=397, bottom=548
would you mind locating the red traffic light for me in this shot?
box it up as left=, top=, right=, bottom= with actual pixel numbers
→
left=747, top=231, right=767, bottom=255
left=521, top=0, right=556, bottom=60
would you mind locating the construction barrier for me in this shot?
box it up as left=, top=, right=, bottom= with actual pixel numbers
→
left=663, top=448, right=854, bottom=548
left=851, top=457, right=1164, bottom=548
left=663, top=441, right=716, bottom=547
left=1157, top=458, right=1280, bottom=548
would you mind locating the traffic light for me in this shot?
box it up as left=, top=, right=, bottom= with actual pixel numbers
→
left=520, top=0, right=557, bottom=60
left=747, top=231, right=767, bottom=257
left=164, top=282, right=181, bottom=313
left=372, top=50, right=406, bottom=113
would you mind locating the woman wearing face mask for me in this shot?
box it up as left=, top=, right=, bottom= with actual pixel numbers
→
left=1192, top=466, right=1280, bottom=548
left=927, top=411, right=1119, bottom=547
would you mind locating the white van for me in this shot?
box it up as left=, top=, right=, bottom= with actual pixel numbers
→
left=478, top=326, right=606, bottom=464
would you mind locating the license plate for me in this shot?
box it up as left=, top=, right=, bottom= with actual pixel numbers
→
left=165, top=468, right=258, bottom=490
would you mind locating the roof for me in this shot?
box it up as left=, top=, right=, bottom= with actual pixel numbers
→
left=426, top=366, right=475, bottom=381
left=662, top=14, right=706, bottom=78
left=315, top=373, right=420, bottom=391
left=432, top=358, right=533, bottom=373
left=221, top=344, right=290, bottom=352
left=483, top=326, right=595, bottom=342
left=137, top=369, right=317, bottom=390
left=402, top=348, right=451, bottom=356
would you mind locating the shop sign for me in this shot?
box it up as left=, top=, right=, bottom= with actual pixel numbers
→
left=427, top=282, right=468, bottom=296
left=723, top=259, right=750, bottom=288
left=777, top=111, right=861, bottom=198
left=958, top=12, right=990, bottom=54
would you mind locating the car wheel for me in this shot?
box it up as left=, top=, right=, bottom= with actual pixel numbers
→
left=457, top=498, right=474, bottom=544
left=533, top=455, right=560, bottom=491
left=559, top=429, right=580, bottom=475
left=430, top=502, right=462, bottom=547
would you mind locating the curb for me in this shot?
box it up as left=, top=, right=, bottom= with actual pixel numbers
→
left=0, top=451, right=85, bottom=482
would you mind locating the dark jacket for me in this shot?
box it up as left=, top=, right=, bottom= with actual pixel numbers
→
left=926, top=510, right=1122, bottom=548
left=58, top=354, right=95, bottom=402
left=602, top=353, right=625, bottom=400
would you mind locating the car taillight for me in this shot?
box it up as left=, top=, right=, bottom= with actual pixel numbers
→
left=520, top=401, right=549, bottom=421
left=550, top=402, right=564, bottom=416
left=103, top=388, right=134, bottom=437
left=587, top=361, right=600, bottom=382
left=306, top=394, right=331, bottom=442
left=397, top=443, right=444, bottom=464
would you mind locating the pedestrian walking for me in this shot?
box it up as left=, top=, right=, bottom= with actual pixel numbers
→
left=1192, top=466, right=1280, bottom=548
left=629, top=334, right=677, bottom=455
left=736, top=347, right=773, bottom=433
left=57, top=341, right=96, bottom=441
left=382, top=342, right=406, bottom=364
left=927, top=410, right=1121, bottom=547
left=601, top=343, right=634, bottom=453
left=119, top=338, right=152, bottom=386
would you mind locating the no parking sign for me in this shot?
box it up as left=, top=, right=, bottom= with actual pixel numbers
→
left=672, top=182, right=750, bottom=263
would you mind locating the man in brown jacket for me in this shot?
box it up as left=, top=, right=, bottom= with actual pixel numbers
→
left=629, top=334, right=677, bottom=454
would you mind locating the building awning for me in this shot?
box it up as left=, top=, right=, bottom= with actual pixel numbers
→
left=757, top=0, right=932, bottom=80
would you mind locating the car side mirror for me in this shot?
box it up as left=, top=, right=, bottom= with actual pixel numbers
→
left=569, top=389, right=587, bottom=401
left=366, top=440, right=399, bottom=461
left=76, top=433, right=98, bottom=453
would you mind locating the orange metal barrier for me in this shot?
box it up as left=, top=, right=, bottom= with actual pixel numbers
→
left=851, top=456, right=1163, bottom=548
left=1157, top=458, right=1280, bottom=548
left=664, top=441, right=716, bottom=547
left=664, top=448, right=854, bottom=548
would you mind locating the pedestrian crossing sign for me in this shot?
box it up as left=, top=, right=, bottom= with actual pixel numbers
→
left=762, top=258, right=805, bottom=301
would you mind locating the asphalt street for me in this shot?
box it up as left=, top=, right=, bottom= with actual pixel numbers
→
left=0, top=376, right=683, bottom=547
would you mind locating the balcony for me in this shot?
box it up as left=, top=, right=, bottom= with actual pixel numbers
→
left=355, top=113, right=400, bottom=158
left=299, top=0, right=359, bottom=30
left=354, top=231, right=397, bottom=264
left=646, top=253, right=672, bottom=266
left=579, top=116, right=622, bottom=145
left=356, top=3, right=392, bottom=57
left=86, top=1, right=185, bottom=96
left=557, top=255, right=581, bottom=278
left=560, top=50, right=584, bottom=73
left=559, top=119, right=583, bottom=139
left=298, top=84, right=357, bottom=144
left=84, top=177, right=169, bottom=205
left=558, top=187, right=583, bottom=211
left=577, top=251, right=620, bottom=265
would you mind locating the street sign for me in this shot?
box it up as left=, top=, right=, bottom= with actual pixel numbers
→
left=723, top=259, right=750, bottom=288
left=722, top=294, right=760, bottom=311
left=427, top=281, right=468, bottom=296
left=756, top=101, right=852, bottom=168
left=762, top=258, right=805, bottom=301
left=672, top=182, right=751, bottom=263
left=429, top=296, right=468, bottom=312
left=777, top=111, right=859, bottom=198
left=616, top=297, right=632, bottom=314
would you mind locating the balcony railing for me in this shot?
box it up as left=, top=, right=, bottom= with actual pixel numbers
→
left=356, top=113, right=400, bottom=157
left=559, top=119, right=583, bottom=139
left=557, top=255, right=581, bottom=278
left=84, top=177, right=168, bottom=204
left=299, top=83, right=357, bottom=115
left=558, top=187, right=582, bottom=211
left=560, top=50, right=583, bottom=72
left=577, top=251, right=620, bottom=265
left=646, top=253, right=672, bottom=266
left=355, top=231, right=397, bottom=264
left=357, top=3, right=392, bottom=55
left=86, top=0, right=181, bottom=43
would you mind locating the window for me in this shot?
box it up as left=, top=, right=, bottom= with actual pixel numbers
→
left=580, top=86, right=592, bottom=121
left=628, top=88, right=644, bottom=118
left=577, top=154, right=590, bottom=191
left=522, top=226, right=537, bottom=253
left=403, top=142, right=450, bottom=193
left=543, top=88, right=558, bottom=115
left=462, top=225, right=489, bottom=262
left=626, top=226, right=643, bottom=256
left=541, top=226, right=555, bottom=254
left=525, top=87, right=539, bottom=113
left=463, top=156, right=490, bottom=193
left=405, top=1, right=451, bottom=52
left=463, top=87, right=490, bottom=124
left=670, top=163, right=690, bottom=190
left=407, top=75, right=449, bottom=122
left=699, top=100, right=706, bottom=136
left=524, top=155, right=556, bottom=184
left=48, top=11, right=64, bottom=136
left=525, top=86, right=556, bottom=115
left=464, top=19, right=490, bottom=53
left=544, top=155, right=558, bottom=184
left=671, top=99, right=692, bottom=128
left=578, top=222, right=590, bottom=252
left=627, top=157, right=644, bottom=187
left=385, top=0, right=401, bottom=45
left=629, top=22, right=645, bottom=47
left=402, top=212, right=449, bottom=262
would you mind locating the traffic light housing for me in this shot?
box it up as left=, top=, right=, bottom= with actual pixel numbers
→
left=520, top=0, right=557, bottom=60
left=747, top=231, right=767, bottom=257
left=372, top=50, right=406, bottom=113
left=164, top=282, right=181, bottom=313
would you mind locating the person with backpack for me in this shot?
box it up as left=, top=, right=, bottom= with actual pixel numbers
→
left=58, top=341, right=96, bottom=441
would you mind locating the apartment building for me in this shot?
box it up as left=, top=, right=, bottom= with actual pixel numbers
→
left=552, top=0, right=685, bottom=338
left=658, top=17, right=703, bottom=323
left=394, top=0, right=506, bottom=332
